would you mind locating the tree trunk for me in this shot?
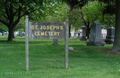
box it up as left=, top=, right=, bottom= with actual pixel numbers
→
left=12, top=31, right=15, bottom=38
left=69, top=24, right=71, bottom=38
left=86, top=27, right=90, bottom=39
left=112, top=0, right=120, bottom=52
left=12, top=28, right=15, bottom=38
left=7, top=27, right=14, bottom=41
left=86, top=21, right=90, bottom=39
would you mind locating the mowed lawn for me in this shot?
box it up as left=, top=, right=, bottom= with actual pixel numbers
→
left=0, top=36, right=120, bottom=78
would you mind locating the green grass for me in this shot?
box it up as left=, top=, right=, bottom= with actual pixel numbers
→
left=0, top=36, right=120, bottom=78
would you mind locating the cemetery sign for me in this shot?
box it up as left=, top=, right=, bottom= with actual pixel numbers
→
left=29, top=22, right=65, bottom=39
left=25, top=16, right=69, bottom=71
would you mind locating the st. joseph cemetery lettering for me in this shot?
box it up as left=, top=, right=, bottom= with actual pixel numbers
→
left=29, top=22, right=65, bottom=39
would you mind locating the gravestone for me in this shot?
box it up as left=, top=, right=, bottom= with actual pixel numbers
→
left=5, top=31, right=7, bottom=35
left=0, top=32, right=2, bottom=36
left=6, top=31, right=9, bottom=35
left=87, top=22, right=106, bottom=46
left=80, top=23, right=87, bottom=41
left=22, top=32, right=25, bottom=36
left=105, top=20, right=115, bottom=44
left=74, top=32, right=77, bottom=37
left=19, top=29, right=23, bottom=37
left=14, top=31, right=19, bottom=37
left=52, top=39, right=59, bottom=45
left=68, top=47, right=74, bottom=50
left=77, top=33, right=80, bottom=38
left=2, top=31, right=5, bottom=36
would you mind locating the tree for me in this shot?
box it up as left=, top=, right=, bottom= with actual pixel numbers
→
left=68, top=1, right=104, bottom=39
left=98, top=0, right=120, bottom=52
left=38, top=2, right=68, bottom=22
left=64, top=0, right=120, bottom=52
left=0, top=0, right=45, bottom=41
left=112, top=0, right=120, bottom=52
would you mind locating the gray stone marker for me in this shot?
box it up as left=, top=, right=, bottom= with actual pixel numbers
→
left=80, top=23, right=87, bottom=41
left=77, top=33, right=80, bottom=38
left=19, top=29, right=23, bottom=37
left=0, top=32, right=2, bottom=36
left=6, top=31, right=9, bottom=35
left=87, top=22, right=106, bottom=46
left=74, top=32, right=76, bottom=37
left=68, top=47, right=74, bottom=50
left=22, top=32, right=25, bottom=36
left=52, top=39, right=59, bottom=45
left=2, top=31, right=5, bottom=36
left=105, top=20, right=115, bottom=44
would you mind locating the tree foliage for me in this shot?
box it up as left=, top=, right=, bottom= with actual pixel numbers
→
left=68, top=1, right=105, bottom=38
left=0, top=0, right=46, bottom=41
left=0, top=0, right=66, bottom=41
left=30, top=2, right=68, bottom=22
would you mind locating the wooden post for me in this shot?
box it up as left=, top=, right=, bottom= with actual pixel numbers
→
left=65, top=17, right=68, bottom=69
left=28, top=22, right=31, bottom=39
left=25, top=15, right=29, bottom=71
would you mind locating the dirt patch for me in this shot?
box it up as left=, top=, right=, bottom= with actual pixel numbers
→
left=105, top=52, right=120, bottom=56
left=97, top=48, right=106, bottom=52
left=73, top=49, right=83, bottom=53
left=97, top=48, right=120, bottom=56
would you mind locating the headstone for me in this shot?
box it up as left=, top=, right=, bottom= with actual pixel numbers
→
left=19, top=29, right=23, bottom=37
left=14, top=32, right=17, bottom=37
left=6, top=31, right=9, bottom=35
left=80, top=23, right=87, bottom=41
left=70, top=32, right=74, bottom=37
left=87, top=22, right=106, bottom=46
left=14, top=31, right=19, bottom=37
left=22, top=32, right=25, bottom=36
left=68, top=47, right=74, bottom=50
left=52, top=39, right=59, bottom=45
left=74, top=32, right=76, bottom=37
left=105, top=20, right=115, bottom=44
left=79, top=29, right=82, bottom=37
left=101, top=29, right=107, bottom=38
left=5, top=31, right=7, bottom=35
left=0, top=32, right=2, bottom=36
left=77, top=33, right=80, bottom=38
left=2, top=31, right=5, bottom=36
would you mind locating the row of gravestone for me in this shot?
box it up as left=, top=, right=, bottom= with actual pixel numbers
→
left=0, top=29, right=25, bottom=37
left=14, top=29, right=25, bottom=37
left=70, top=29, right=107, bottom=38
left=0, top=31, right=8, bottom=36
left=18, top=29, right=25, bottom=37
left=83, top=20, right=115, bottom=46
left=52, top=20, right=115, bottom=46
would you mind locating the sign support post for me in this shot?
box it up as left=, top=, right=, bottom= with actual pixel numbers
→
left=25, top=17, right=69, bottom=70
left=65, top=17, right=68, bottom=69
left=25, top=15, right=29, bottom=71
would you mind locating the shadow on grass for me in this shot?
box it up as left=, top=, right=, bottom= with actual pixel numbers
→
left=0, top=40, right=53, bottom=44
left=0, top=40, right=8, bottom=42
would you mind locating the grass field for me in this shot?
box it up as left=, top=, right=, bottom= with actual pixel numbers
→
left=0, top=36, right=120, bottom=78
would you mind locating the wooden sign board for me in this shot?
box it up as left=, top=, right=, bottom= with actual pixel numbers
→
left=29, top=22, right=65, bottom=39
left=25, top=16, right=68, bottom=71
